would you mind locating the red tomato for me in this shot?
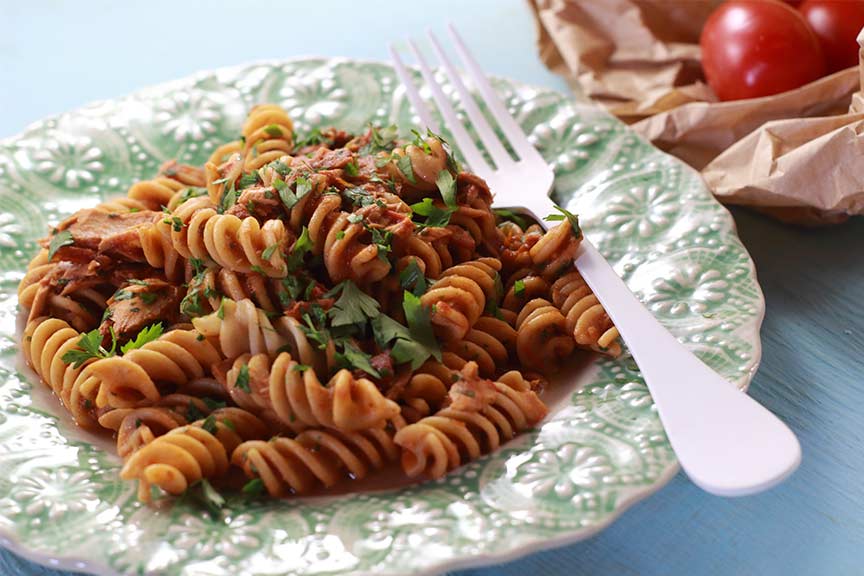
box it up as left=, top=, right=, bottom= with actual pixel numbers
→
left=700, top=0, right=826, bottom=101
left=800, top=0, right=864, bottom=73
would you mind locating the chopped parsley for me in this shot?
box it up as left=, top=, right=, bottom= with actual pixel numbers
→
left=344, top=161, right=359, bottom=177
left=410, top=198, right=454, bottom=229
left=218, top=181, right=238, bottom=214
left=514, top=279, right=526, bottom=298
left=399, top=260, right=428, bottom=296
left=234, top=364, right=251, bottom=392
left=267, top=159, right=291, bottom=177
left=263, top=124, right=283, bottom=137
left=286, top=227, right=313, bottom=272
left=361, top=125, right=399, bottom=155
left=261, top=243, right=279, bottom=260
left=395, top=154, right=416, bottom=184
left=372, top=292, right=441, bottom=369
left=327, top=281, right=380, bottom=327
left=120, top=323, right=163, bottom=354
left=201, top=414, right=218, bottom=434
left=493, top=208, right=529, bottom=229
left=242, top=478, right=265, bottom=496
left=275, top=175, right=312, bottom=210
left=47, top=230, right=74, bottom=261
left=435, top=169, right=457, bottom=207
left=61, top=328, right=117, bottom=368
left=238, top=171, right=260, bottom=189
left=544, top=205, right=582, bottom=238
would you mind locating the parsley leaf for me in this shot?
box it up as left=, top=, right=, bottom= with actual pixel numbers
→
left=218, top=181, right=238, bottom=214
left=493, top=208, right=529, bottom=229
left=287, top=227, right=313, bottom=272
left=61, top=328, right=116, bottom=368
left=291, top=364, right=311, bottom=372
left=514, top=279, right=526, bottom=297
left=395, top=154, right=416, bottom=184
left=120, top=323, right=164, bottom=354
left=264, top=124, right=283, bottom=137
left=267, top=159, right=291, bottom=177
left=410, top=198, right=454, bottom=229
left=436, top=169, right=457, bottom=207
left=335, top=340, right=380, bottom=378
left=242, top=478, right=265, bottom=496
left=238, top=171, right=259, bottom=189
left=234, top=364, right=250, bottom=392
left=375, top=292, right=441, bottom=369
left=47, top=230, right=74, bottom=261
left=361, top=125, right=399, bottom=154
left=399, top=260, right=428, bottom=296
left=344, top=161, right=359, bottom=177
left=261, top=243, right=279, bottom=260
left=328, top=281, right=380, bottom=327
left=544, top=205, right=582, bottom=238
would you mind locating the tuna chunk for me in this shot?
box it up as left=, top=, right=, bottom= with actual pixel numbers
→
left=100, top=279, right=182, bottom=342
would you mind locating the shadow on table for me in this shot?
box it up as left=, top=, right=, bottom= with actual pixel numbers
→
left=454, top=210, right=864, bottom=576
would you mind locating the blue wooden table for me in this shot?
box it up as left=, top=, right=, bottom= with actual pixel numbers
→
left=2, top=1, right=863, bottom=575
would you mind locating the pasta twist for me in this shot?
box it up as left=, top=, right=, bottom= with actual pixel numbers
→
left=231, top=416, right=405, bottom=498
left=514, top=298, right=575, bottom=373
left=83, top=329, right=223, bottom=412
left=421, top=257, right=502, bottom=342
left=395, top=363, right=547, bottom=478
left=530, top=221, right=581, bottom=279
left=551, top=270, right=621, bottom=356
left=18, top=250, right=53, bottom=310
left=192, top=267, right=287, bottom=314
left=390, top=353, right=466, bottom=423
left=139, top=220, right=186, bottom=282
left=127, top=177, right=186, bottom=211
left=167, top=196, right=291, bottom=277
left=120, top=407, right=268, bottom=501
left=501, top=269, right=550, bottom=313
left=241, top=104, right=295, bottom=170
left=192, top=299, right=327, bottom=373
left=223, top=352, right=400, bottom=432
left=300, top=193, right=392, bottom=285
left=98, top=405, right=188, bottom=458
left=23, top=317, right=101, bottom=427
left=445, top=315, right=518, bottom=378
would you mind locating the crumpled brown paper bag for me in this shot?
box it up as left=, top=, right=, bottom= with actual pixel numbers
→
left=530, top=0, right=864, bottom=224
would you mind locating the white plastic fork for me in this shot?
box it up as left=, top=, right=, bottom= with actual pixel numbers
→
left=390, top=25, right=801, bottom=496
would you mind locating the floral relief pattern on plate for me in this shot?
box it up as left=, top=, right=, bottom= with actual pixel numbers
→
left=0, top=58, right=764, bottom=576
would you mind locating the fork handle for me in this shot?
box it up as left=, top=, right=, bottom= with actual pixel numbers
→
left=573, top=239, right=800, bottom=495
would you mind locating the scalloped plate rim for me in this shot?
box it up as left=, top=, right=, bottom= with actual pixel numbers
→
left=0, top=56, right=766, bottom=576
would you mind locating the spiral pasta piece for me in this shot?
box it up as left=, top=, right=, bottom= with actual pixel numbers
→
left=139, top=220, right=186, bottom=281
left=514, top=298, right=575, bottom=373
left=390, top=353, right=466, bottom=423
left=421, top=257, right=502, bottom=342
left=127, top=177, right=186, bottom=211
left=84, top=329, right=222, bottom=412
left=23, top=317, right=102, bottom=427
left=167, top=196, right=290, bottom=277
left=224, top=352, right=400, bottom=432
left=551, top=270, right=621, bottom=356
left=241, top=104, right=295, bottom=170
left=395, top=363, right=547, bottom=478
left=121, top=407, right=268, bottom=501
left=98, top=405, right=188, bottom=458
left=18, top=250, right=53, bottom=310
left=231, top=416, right=405, bottom=498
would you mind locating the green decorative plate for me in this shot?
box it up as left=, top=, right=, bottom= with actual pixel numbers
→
left=0, top=58, right=764, bottom=576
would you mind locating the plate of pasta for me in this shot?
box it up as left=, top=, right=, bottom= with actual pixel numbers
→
left=0, top=58, right=764, bottom=576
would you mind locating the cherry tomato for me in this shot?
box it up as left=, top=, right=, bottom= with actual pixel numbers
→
left=700, top=0, right=826, bottom=101
left=800, top=0, right=864, bottom=73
